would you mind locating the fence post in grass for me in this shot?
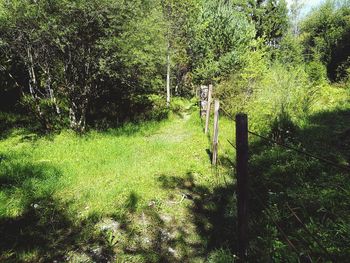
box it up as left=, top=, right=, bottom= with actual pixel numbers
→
left=197, top=86, right=201, bottom=118
left=205, top=84, right=213, bottom=134
left=200, top=85, right=209, bottom=118
left=212, top=100, right=220, bottom=165
left=236, top=113, right=249, bottom=262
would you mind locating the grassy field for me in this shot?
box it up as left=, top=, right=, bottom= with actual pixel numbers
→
left=0, top=102, right=237, bottom=262
left=0, top=84, right=349, bottom=262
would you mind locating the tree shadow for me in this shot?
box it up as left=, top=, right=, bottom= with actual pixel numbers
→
left=0, top=111, right=59, bottom=142
left=299, top=108, right=350, bottom=164
left=102, top=171, right=237, bottom=262
left=244, top=108, right=350, bottom=262
left=0, top=112, right=32, bottom=140
left=157, top=172, right=238, bottom=259
left=106, top=189, right=185, bottom=262
left=0, top=154, right=115, bottom=262
left=132, top=107, right=350, bottom=262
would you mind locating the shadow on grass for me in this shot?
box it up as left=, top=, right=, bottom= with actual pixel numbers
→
left=243, top=108, right=350, bottom=262
left=115, top=206, right=181, bottom=262
left=101, top=120, right=163, bottom=138
left=0, top=112, right=59, bottom=142
left=158, top=172, right=237, bottom=259
left=0, top=112, right=35, bottom=140
left=104, top=190, right=180, bottom=262
left=106, top=171, right=237, bottom=262
left=299, top=108, right=350, bottom=164
left=0, top=154, right=115, bottom=262
left=0, top=110, right=168, bottom=141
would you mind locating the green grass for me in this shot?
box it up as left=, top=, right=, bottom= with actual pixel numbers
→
left=1, top=115, right=203, bottom=213
left=1, top=85, right=348, bottom=262
left=0, top=105, right=233, bottom=262
left=216, top=84, right=350, bottom=261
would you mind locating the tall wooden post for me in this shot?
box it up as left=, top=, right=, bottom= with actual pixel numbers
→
left=212, top=100, right=220, bottom=165
left=236, top=113, right=249, bottom=262
left=205, top=85, right=213, bottom=134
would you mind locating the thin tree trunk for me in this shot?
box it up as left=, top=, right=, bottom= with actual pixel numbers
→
left=27, top=47, right=46, bottom=125
left=68, top=86, right=89, bottom=133
left=43, top=66, right=61, bottom=115
left=69, top=103, right=77, bottom=130
left=166, top=40, right=171, bottom=107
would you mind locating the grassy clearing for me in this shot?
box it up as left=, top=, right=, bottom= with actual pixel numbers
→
left=0, top=102, right=235, bottom=262
left=1, top=85, right=349, bottom=262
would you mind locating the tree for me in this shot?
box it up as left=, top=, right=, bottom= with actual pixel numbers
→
left=301, top=0, right=350, bottom=81
left=160, top=0, right=199, bottom=102
left=0, top=0, right=168, bottom=131
left=258, top=0, right=289, bottom=46
left=191, top=0, right=255, bottom=83
left=234, top=0, right=289, bottom=45
left=97, top=0, right=167, bottom=123
left=0, top=0, right=63, bottom=129
left=290, top=0, right=304, bottom=36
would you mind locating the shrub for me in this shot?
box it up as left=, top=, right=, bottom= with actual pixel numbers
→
left=215, top=46, right=268, bottom=115
left=207, top=248, right=236, bottom=263
left=145, top=95, right=169, bottom=121
left=306, top=60, right=328, bottom=85
left=269, top=107, right=298, bottom=144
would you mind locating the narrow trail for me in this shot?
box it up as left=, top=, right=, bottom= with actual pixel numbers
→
left=0, top=108, right=224, bottom=262
left=146, top=112, right=192, bottom=143
left=108, top=110, right=224, bottom=262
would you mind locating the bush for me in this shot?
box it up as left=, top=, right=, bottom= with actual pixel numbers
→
left=306, top=60, right=328, bottom=85
left=145, top=95, right=169, bottom=121
left=269, top=107, right=298, bottom=144
left=207, top=248, right=236, bottom=263
left=217, top=60, right=318, bottom=133
left=215, top=46, right=268, bottom=115
left=170, top=97, right=187, bottom=115
left=247, top=63, right=311, bottom=132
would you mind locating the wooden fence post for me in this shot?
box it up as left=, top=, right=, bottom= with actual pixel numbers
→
left=200, top=85, right=208, bottom=118
left=236, top=113, right=249, bottom=262
left=205, top=84, right=213, bottom=134
left=212, top=100, right=220, bottom=165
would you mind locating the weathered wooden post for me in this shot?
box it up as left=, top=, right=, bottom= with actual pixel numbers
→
left=200, top=85, right=209, bottom=118
left=236, top=113, right=249, bottom=262
left=212, top=100, right=220, bottom=165
left=205, top=84, right=213, bottom=134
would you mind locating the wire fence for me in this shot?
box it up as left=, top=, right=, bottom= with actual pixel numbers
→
left=202, top=100, right=349, bottom=261
left=221, top=107, right=349, bottom=260
left=219, top=107, right=350, bottom=173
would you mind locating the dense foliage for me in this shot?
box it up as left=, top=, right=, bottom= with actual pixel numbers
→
left=0, top=0, right=300, bottom=132
left=0, top=0, right=167, bottom=131
left=301, top=0, right=350, bottom=81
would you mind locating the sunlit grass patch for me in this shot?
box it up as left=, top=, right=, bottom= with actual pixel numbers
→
left=0, top=107, right=220, bottom=261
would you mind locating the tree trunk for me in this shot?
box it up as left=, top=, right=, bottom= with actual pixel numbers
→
left=26, top=47, right=49, bottom=129
left=69, top=102, right=86, bottom=133
left=44, top=67, right=61, bottom=115
left=166, top=40, right=171, bottom=107
left=68, top=86, right=89, bottom=133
